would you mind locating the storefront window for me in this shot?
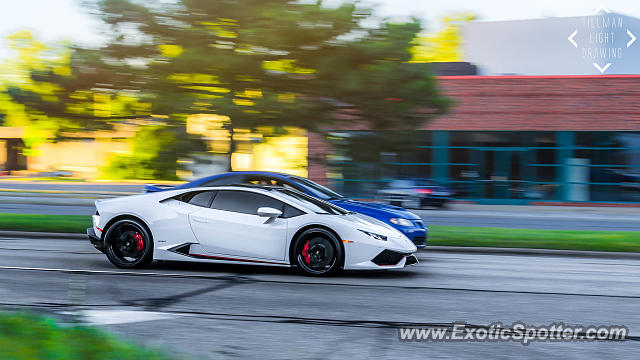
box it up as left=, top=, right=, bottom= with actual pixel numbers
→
left=326, top=130, right=640, bottom=203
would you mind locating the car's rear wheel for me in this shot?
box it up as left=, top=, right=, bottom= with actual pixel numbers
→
left=293, top=228, right=342, bottom=276
left=104, top=219, right=153, bottom=269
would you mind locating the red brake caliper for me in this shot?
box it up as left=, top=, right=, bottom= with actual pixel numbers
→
left=133, top=232, right=144, bottom=252
left=301, top=240, right=310, bottom=265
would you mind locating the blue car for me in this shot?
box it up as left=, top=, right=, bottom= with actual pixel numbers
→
left=145, top=171, right=428, bottom=247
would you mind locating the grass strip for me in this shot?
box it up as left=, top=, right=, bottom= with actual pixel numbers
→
left=0, top=213, right=90, bottom=233
left=0, top=312, right=176, bottom=360
left=428, top=225, right=640, bottom=252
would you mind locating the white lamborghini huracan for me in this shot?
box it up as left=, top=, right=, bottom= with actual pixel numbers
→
left=87, top=185, right=418, bottom=275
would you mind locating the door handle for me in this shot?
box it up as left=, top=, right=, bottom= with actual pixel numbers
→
left=192, top=217, right=209, bottom=223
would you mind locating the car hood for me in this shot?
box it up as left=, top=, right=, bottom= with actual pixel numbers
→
left=329, top=198, right=421, bottom=220
left=336, top=213, right=417, bottom=251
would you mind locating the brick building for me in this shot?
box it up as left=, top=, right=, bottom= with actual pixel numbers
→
left=309, top=12, right=640, bottom=204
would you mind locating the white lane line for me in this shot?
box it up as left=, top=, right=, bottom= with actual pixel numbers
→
left=74, top=309, right=179, bottom=325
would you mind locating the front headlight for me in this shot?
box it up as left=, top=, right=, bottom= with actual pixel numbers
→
left=389, top=218, right=413, bottom=227
left=359, top=229, right=387, bottom=241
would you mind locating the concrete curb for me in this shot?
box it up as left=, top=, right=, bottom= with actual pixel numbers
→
left=0, top=199, right=96, bottom=206
left=0, top=231, right=86, bottom=239
left=423, top=245, right=640, bottom=259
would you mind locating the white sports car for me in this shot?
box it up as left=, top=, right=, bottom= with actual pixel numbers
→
left=87, top=185, right=418, bottom=275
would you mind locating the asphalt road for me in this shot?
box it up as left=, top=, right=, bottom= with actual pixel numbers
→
left=1, top=236, right=639, bottom=359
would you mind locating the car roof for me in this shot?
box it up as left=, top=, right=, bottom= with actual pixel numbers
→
left=184, top=171, right=300, bottom=188
left=195, top=171, right=296, bottom=181
left=189, top=184, right=285, bottom=193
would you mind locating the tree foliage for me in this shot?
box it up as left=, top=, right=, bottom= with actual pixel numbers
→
left=2, top=1, right=451, bottom=178
left=0, top=31, right=152, bottom=146
left=411, top=13, right=476, bottom=63
left=101, top=125, right=205, bottom=180
left=90, top=0, right=450, bottom=133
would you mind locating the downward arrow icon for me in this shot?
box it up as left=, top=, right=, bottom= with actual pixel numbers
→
left=593, top=62, right=611, bottom=73
left=628, top=29, right=637, bottom=48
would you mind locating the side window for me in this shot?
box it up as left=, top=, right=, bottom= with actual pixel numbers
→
left=280, top=182, right=298, bottom=190
left=211, top=191, right=269, bottom=214
left=201, top=174, right=245, bottom=187
left=186, top=191, right=216, bottom=208
left=245, top=176, right=300, bottom=191
left=246, top=175, right=280, bottom=186
left=283, top=204, right=305, bottom=218
left=211, top=190, right=301, bottom=216
left=272, top=179, right=300, bottom=190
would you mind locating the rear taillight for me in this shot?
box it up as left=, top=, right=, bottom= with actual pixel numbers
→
left=415, top=189, right=432, bottom=194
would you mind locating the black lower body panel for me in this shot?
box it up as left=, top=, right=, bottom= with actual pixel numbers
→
left=87, top=227, right=105, bottom=253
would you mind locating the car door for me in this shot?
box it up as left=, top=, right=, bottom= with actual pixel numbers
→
left=188, top=190, right=289, bottom=261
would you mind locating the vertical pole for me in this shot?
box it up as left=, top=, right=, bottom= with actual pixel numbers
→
left=494, top=150, right=510, bottom=199
left=432, top=131, right=449, bottom=185
left=556, top=131, right=575, bottom=202
left=471, top=148, right=484, bottom=199
left=522, top=133, right=536, bottom=200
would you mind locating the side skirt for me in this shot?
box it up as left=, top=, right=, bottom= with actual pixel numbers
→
left=163, top=243, right=290, bottom=267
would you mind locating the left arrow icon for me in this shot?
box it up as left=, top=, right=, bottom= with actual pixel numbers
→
left=568, top=30, right=578, bottom=48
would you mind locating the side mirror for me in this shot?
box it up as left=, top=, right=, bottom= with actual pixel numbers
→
left=257, top=207, right=283, bottom=218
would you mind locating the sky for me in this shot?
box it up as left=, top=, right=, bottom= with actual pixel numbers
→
left=0, top=0, right=638, bottom=58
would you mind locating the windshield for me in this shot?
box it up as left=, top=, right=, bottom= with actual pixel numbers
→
left=276, top=189, right=348, bottom=215
left=289, top=176, right=344, bottom=200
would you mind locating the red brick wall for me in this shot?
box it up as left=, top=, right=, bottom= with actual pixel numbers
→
left=428, top=75, right=640, bottom=131
left=307, top=131, right=330, bottom=186
left=308, top=75, right=640, bottom=183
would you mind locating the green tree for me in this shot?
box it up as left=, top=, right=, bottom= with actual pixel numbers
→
left=2, top=1, right=450, bottom=179
left=0, top=30, right=204, bottom=176
left=0, top=31, right=73, bottom=152
left=0, top=31, right=153, bottom=153
left=101, top=125, right=204, bottom=180
left=88, top=0, right=449, bottom=172
left=411, top=13, right=476, bottom=62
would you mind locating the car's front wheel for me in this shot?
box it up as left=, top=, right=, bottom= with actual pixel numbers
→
left=293, top=228, right=343, bottom=276
left=104, top=219, right=154, bottom=269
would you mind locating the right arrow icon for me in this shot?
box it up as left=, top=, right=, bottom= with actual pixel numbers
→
left=628, top=29, right=637, bottom=48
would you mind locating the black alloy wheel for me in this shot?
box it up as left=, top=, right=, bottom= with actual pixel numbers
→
left=104, top=219, right=154, bottom=269
left=294, top=228, right=342, bottom=276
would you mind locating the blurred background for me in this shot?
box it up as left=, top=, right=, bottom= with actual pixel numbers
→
left=0, top=0, right=637, bottom=205
left=1, top=1, right=640, bottom=359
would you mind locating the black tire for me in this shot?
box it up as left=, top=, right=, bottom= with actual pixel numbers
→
left=104, top=219, right=154, bottom=269
left=292, top=228, right=343, bottom=276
